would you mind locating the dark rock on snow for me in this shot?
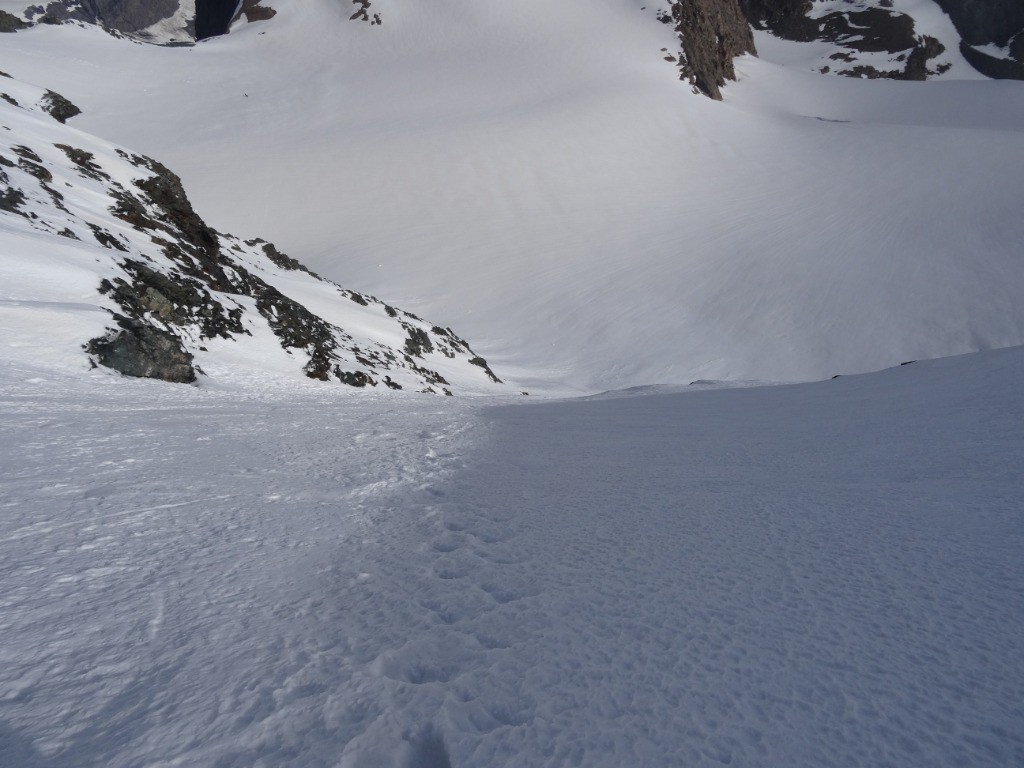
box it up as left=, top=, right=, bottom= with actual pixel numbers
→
left=87, top=317, right=196, bottom=383
left=668, top=0, right=756, bottom=99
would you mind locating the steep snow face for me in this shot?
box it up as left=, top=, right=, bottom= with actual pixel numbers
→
left=2, top=0, right=1024, bottom=390
left=0, top=74, right=507, bottom=394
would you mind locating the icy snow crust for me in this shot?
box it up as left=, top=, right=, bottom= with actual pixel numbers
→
left=2, top=348, right=1022, bottom=766
left=1, top=1, right=1023, bottom=389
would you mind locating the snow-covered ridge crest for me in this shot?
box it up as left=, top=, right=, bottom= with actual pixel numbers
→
left=0, top=74, right=505, bottom=394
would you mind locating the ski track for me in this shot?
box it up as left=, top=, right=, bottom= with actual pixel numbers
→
left=2, top=349, right=1023, bottom=766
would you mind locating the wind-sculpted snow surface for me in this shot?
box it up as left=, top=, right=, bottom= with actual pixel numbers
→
left=1, top=348, right=1021, bottom=766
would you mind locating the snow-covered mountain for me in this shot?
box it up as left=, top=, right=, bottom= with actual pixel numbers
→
left=10, top=0, right=1024, bottom=391
left=739, top=0, right=1024, bottom=81
left=2, top=4, right=1023, bottom=767
left=1, top=0, right=1023, bottom=394
left=0, top=73, right=505, bottom=393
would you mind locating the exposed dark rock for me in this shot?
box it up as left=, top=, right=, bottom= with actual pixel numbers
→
left=746, top=0, right=1024, bottom=80
left=350, top=0, right=381, bottom=25
left=251, top=280, right=342, bottom=380
left=11, top=145, right=43, bottom=164
left=1011, top=32, right=1024, bottom=62
left=3, top=72, right=503, bottom=393
left=27, top=0, right=183, bottom=35
left=903, top=37, right=946, bottom=81
left=742, top=1, right=949, bottom=80
left=55, top=144, right=106, bottom=180
left=88, top=223, right=128, bottom=250
left=234, top=0, right=277, bottom=26
left=403, top=324, right=434, bottom=358
left=931, top=0, right=1024, bottom=47
left=17, top=155, right=52, bottom=184
left=670, top=0, right=756, bottom=99
left=739, top=0, right=813, bottom=39
left=960, top=41, right=1024, bottom=79
left=469, top=356, right=502, bottom=384
left=87, top=316, right=196, bottom=383
left=0, top=186, right=27, bottom=215
left=0, top=10, right=28, bottom=32
left=133, top=157, right=220, bottom=258
left=196, top=0, right=240, bottom=40
left=335, top=369, right=376, bottom=387
left=40, top=90, right=81, bottom=123
left=252, top=239, right=313, bottom=274
left=100, top=259, right=245, bottom=339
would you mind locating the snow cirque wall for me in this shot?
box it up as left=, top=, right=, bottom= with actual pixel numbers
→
left=2, top=1, right=1024, bottom=390
left=0, top=74, right=506, bottom=393
left=741, top=0, right=1024, bottom=80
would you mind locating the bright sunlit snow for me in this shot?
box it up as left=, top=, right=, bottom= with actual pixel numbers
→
left=2, top=1, right=1023, bottom=766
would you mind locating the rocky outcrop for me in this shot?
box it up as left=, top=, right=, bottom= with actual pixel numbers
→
left=0, top=9, right=29, bottom=31
left=195, top=0, right=240, bottom=40
left=350, top=0, right=382, bottom=26
left=39, top=90, right=81, bottom=123
left=24, top=0, right=183, bottom=32
left=743, top=0, right=1023, bottom=80
left=931, top=0, right=1024, bottom=47
left=233, top=0, right=277, bottom=26
left=667, top=0, right=756, bottom=99
left=1, top=76, right=506, bottom=393
left=11, top=0, right=279, bottom=41
left=938, top=0, right=1024, bottom=80
left=741, top=0, right=949, bottom=80
left=86, top=317, right=196, bottom=383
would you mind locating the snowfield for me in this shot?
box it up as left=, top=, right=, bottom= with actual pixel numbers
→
left=2, top=1, right=1024, bottom=765
left=1, top=0, right=1023, bottom=388
left=2, top=347, right=1022, bottom=767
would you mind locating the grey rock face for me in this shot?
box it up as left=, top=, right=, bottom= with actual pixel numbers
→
left=26, top=0, right=183, bottom=32
left=668, top=0, right=756, bottom=99
left=0, top=9, right=30, bottom=31
left=930, top=0, right=1024, bottom=47
left=196, top=0, right=242, bottom=40
left=743, top=0, right=1023, bottom=80
left=40, top=90, right=81, bottom=123
left=935, top=0, right=1024, bottom=79
left=87, top=318, right=196, bottom=383
left=17, top=0, right=281, bottom=41
left=741, top=0, right=948, bottom=80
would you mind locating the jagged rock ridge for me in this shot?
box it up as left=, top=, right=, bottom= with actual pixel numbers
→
left=0, top=74, right=504, bottom=393
left=667, top=0, right=756, bottom=99
left=742, top=0, right=1023, bottom=80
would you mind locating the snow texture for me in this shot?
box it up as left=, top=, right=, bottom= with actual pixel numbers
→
left=1, top=347, right=1022, bottom=766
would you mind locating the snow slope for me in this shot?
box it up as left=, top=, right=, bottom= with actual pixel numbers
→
left=2, top=0, right=1022, bottom=389
left=0, top=73, right=507, bottom=394
left=1, top=346, right=1021, bottom=766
